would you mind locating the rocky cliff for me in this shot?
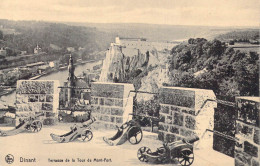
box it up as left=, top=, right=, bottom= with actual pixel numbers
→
left=99, top=44, right=173, bottom=100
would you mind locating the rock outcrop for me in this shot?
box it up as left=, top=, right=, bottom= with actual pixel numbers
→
left=100, top=45, right=151, bottom=82
left=99, top=43, right=173, bottom=101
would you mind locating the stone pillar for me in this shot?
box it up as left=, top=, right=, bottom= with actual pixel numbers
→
left=91, top=82, right=135, bottom=129
left=16, top=80, right=60, bottom=125
left=158, top=87, right=216, bottom=147
left=235, top=97, right=260, bottom=166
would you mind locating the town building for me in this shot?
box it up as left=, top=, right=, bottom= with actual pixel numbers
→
left=20, top=51, right=27, bottom=55
left=66, top=47, right=75, bottom=52
left=59, top=55, right=91, bottom=111
left=114, top=36, right=179, bottom=52
left=0, top=47, right=6, bottom=56
left=34, top=44, right=41, bottom=54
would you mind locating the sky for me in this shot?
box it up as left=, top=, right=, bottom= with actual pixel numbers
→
left=0, top=0, right=259, bottom=27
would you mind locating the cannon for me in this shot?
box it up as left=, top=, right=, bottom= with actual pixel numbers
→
left=0, top=113, right=44, bottom=136
left=50, top=117, right=96, bottom=143
left=103, top=119, right=143, bottom=146
left=137, top=135, right=199, bottom=166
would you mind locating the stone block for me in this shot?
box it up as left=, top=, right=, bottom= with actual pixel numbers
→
left=110, top=116, right=115, bottom=123
left=114, top=99, right=123, bottom=107
left=105, top=98, right=114, bottom=106
left=158, top=124, right=168, bottom=132
left=16, top=95, right=29, bottom=104
left=254, top=128, right=260, bottom=145
left=91, top=97, right=98, bottom=105
left=252, top=158, right=259, bottom=166
left=169, top=126, right=179, bottom=134
left=28, top=95, right=39, bottom=102
left=99, top=98, right=104, bottom=105
left=173, top=112, right=183, bottom=126
left=235, top=149, right=252, bottom=165
left=235, top=159, right=246, bottom=166
left=166, top=116, right=172, bottom=124
left=236, top=97, right=260, bottom=127
left=170, top=106, right=181, bottom=112
left=111, top=108, right=124, bottom=116
left=42, top=103, right=53, bottom=111
left=102, top=107, right=111, bottom=115
left=236, top=122, right=243, bottom=134
left=158, top=131, right=164, bottom=141
left=17, top=80, right=54, bottom=94
left=109, top=124, right=117, bottom=130
left=185, top=115, right=196, bottom=130
left=104, top=123, right=111, bottom=129
left=161, top=105, right=170, bottom=114
left=91, top=83, right=124, bottom=98
left=100, top=115, right=110, bottom=122
left=159, top=86, right=216, bottom=115
left=159, top=114, right=165, bottom=123
left=116, top=117, right=123, bottom=124
left=46, top=95, right=53, bottom=102
left=29, top=103, right=42, bottom=111
left=91, top=82, right=134, bottom=99
left=92, top=106, right=101, bottom=114
left=96, top=115, right=102, bottom=121
left=180, top=128, right=195, bottom=137
left=39, top=95, right=45, bottom=102
left=165, top=133, right=176, bottom=143
left=159, top=91, right=195, bottom=108
left=181, top=108, right=196, bottom=115
left=244, top=141, right=258, bottom=157
left=241, top=125, right=253, bottom=137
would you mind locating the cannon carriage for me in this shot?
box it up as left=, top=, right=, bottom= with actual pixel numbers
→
left=137, top=135, right=199, bottom=166
left=0, top=113, right=44, bottom=136
left=50, top=117, right=96, bottom=143
left=103, top=119, right=143, bottom=146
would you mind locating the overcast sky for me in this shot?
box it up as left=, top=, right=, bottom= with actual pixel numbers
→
left=0, top=0, right=259, bottom=26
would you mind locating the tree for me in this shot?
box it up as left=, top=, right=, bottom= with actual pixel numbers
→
left=0, top=30, right=3, bottom=40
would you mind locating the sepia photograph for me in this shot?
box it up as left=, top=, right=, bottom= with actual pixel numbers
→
left=0, top=0, right=259, bottom=165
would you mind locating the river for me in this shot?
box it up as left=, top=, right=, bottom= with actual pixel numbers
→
left=0, top=60, right=102, bottom=106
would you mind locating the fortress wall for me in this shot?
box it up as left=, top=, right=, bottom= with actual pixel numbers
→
left=158, top=86, right=217, bottom=148
left=16, top=80, right=60, bottom=125
left=235, top=97, right=260, bottom=166
left=120, top=40, right=177, bottom=52
left=91, top=82, right=135, bottom=129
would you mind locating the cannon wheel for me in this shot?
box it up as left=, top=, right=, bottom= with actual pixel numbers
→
left=30, top=120, right=42, bottom=133
left=127, top=126, right=143, bottom=145
left=177, top=148, right=194, bottom=166
left=79, top=130, right=93, bottom=142
left=137, top=146, right=151, bottom=162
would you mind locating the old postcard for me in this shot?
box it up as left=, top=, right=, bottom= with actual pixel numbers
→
left=0, top=0, right=259, bottom=166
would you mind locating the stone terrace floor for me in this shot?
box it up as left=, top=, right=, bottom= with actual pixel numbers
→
left=0, top=123, right=233, bottom=166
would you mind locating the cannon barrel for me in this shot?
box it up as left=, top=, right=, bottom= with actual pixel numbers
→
left=183, top=135, right=199, bottom=144
left=34, top=112, right=45, bottom=118
left=82, top=117, right=96, bottom=127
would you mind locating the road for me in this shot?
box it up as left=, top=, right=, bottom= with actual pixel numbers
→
left=0, top=124, right=233, bottom=166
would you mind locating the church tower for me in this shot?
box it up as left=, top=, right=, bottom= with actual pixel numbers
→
left=67, top=54, right=76, bottom=104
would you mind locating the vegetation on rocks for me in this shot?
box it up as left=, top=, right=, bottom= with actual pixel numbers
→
left=167, top=38, right=259, bottom=98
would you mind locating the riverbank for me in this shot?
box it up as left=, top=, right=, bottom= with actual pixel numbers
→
left=0, top=60, right=103, bottom=106
left=0, top=59, right=101, bottom=97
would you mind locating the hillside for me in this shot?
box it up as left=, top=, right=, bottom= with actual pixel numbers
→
left=65, top=22, right=247, bottom=42
left=101, top=38, right=259, bottom=99
left=167, top=38, right=259, bottom=97
left=0, top=20, right=114, bottom=55
left=215, top=30, right=259, bottom=43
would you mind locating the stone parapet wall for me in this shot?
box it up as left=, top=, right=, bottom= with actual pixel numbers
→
left=16, top=80, right=60, bottom=125
left=91, top=82, right=134, bottom=129
left=235, top=97, right=260, bottom=166
left=158, top=87, right=216, bottom=145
